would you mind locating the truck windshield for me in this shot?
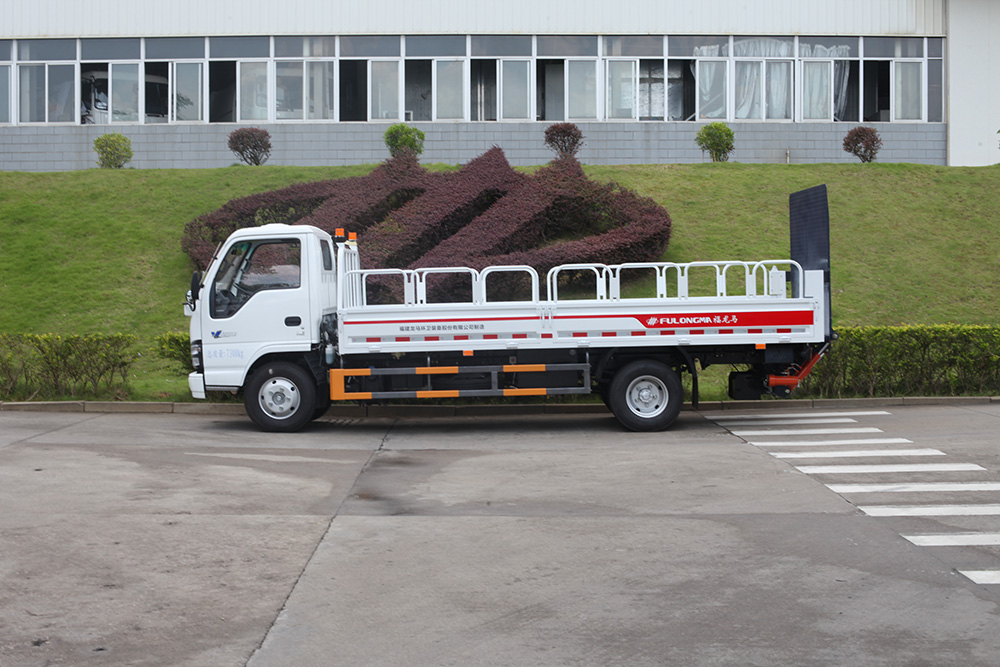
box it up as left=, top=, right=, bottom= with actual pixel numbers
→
left=211, top=240, right=301, bottom=318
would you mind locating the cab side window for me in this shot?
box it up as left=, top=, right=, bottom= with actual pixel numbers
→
left=211, top=240, right=301, bottom=319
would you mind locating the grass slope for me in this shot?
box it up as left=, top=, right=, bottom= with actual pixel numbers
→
left=1, top=162, right=998, bottom=399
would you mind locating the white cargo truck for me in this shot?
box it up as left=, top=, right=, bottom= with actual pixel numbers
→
left=185, top=186, right=833, bottom=432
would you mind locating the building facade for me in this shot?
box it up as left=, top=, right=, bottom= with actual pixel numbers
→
left=0, top=0, right=996, bottom=170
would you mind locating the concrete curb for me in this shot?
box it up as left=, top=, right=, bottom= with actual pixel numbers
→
left=1, top=396, right=998, bottom=417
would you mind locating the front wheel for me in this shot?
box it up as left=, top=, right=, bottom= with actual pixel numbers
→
left=244, top=361, right=317, bottom=432
left=607, top=360, right=683, bottom=432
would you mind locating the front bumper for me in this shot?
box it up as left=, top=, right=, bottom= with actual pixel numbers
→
left=188, top=372, right=206, bottom=399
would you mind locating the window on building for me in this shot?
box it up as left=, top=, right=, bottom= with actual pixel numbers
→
left=698, top=60, right=727, bottom=119
left=371, top=60, right=399, bottom=120
left=276, top=61, right=304, bottom=119
left=927, top=40, right=943, bottom=122
left=405, top=60, right=431, bottom=120
left=0, top=41, right=10, bottom=124
left=800, top=37, right=859, bottom=122
left=339, top=60, right=366, bottom=121
left=19, top=63, right=75, bottom=123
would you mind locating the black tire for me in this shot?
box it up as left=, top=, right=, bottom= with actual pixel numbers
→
left=244, top=361, right=317, bottom=432
left=607, top=360, right=683, bottom=432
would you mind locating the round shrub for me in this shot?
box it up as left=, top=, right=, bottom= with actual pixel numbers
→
left=843, top=126, right=883, bottom=163
left=93, top=132, right=133, bottom=169
left=544, top=122, right=585, bottom=158
left=384, top=123, right=425, bottom=158
left=695, top=123, right=735, bottom=162
left=228, top=127, right=272, bottom=166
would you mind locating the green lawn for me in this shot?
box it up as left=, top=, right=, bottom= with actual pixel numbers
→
left=1, top=161, right=998, bottom=400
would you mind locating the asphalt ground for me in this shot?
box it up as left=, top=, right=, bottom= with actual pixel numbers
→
left=2, top=399, right=1000, bottom=666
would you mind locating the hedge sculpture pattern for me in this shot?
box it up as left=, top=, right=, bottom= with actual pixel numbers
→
left=182, top=146, right=672, bottom=301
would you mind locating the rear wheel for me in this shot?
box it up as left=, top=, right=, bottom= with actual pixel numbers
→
left=244, top=361, right=317, bottom=432
left=607, top=360, right=683, bottom=432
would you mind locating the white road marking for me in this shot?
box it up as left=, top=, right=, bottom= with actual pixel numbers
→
left=959, top=571, right=1000, bottom=584
left=717, top=418, right=859, bottom=427
left=771, top=448, right=944, bottom=459
left=829, top=482, right=1000, bottom=493
left=732, top=427, right=883, bottom=436
left=795, top=463, right=986, bottom=474
left=753, top=438, right=913, bottom=447
left=903, top=533, right=1000, bottom=547
left=711, top=411, right=891, bottom=420
left=860, top=504, right=1000, bottom=517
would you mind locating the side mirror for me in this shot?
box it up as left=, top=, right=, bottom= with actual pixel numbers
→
left=190, top=271, right=202, bottom=305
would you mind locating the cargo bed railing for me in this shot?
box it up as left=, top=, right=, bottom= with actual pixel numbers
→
left=338, top=245, right=808, bottom=310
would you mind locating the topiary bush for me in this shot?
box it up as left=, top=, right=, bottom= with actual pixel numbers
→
left=228, top=127, right=272, bottom=166
left=93, top=132, right=133, bottom=169
left=544, top=122, right=585, bottom=158
left=384, top=123, right=425, bottom=158
left=183, top=137, right=672, bottom=303
left=695, top=122, right=735, bottom=162
left=843, top=126, right=883, bottom=163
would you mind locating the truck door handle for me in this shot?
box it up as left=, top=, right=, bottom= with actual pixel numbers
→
left=284, top=316, right=302, bottom=327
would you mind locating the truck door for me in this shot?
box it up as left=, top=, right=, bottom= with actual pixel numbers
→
left=202, top=237, right=312, bottom=388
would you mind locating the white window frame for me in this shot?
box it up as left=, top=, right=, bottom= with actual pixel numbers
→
left=799, top=59, right=833, bottom=122
left=236, top=59, right=270, bottom=122
left=369, top=59, right=401, bottom=122
left=432, top=58, right=466, bottom=121
left=605, top=58, right=638, bottom=120
left=169, top=60, right=206, bottom=123
left=0, top=63, right=12, bottom=124
left=892, top=59, right=924, bottom=122
left=18, top=61, right=78, bottom=124
left=566, top=58, right=599, bottom=120
left=498, top=59, right=532, bottom=121
left=695, top=59, right=728, bottom=120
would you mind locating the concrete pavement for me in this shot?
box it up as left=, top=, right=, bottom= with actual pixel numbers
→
left=2, top=404, right=1000, bottom=666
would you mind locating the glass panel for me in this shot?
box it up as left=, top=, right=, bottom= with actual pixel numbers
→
left=306, top=61, right=335, bottom=119
left=471, top=35, right=532, bottom=57
left=501, top=60, right=529, bottom=119
left=371, top=60, right=399, bottom=120
left=274, top=36, right=336, bottom=58
left=175, top=62, right=203, bottom=121
left=82, top=38, right=140, bottom=61
left=927, top=38, right=943, bottom=58
left=0, top=66, right=9, bottom=122
left=604, top=36, right=663, bottom=57
left=146, top=37, right=205, bottom=60
left=407, top=36, right=466, bottom=57
left=111, top=63, right=139, bottom=122
left=436, top=60, right=464, bottom=119
left=894, top=61, right=921, bottom=120
left=606, top=60, right=635, bottom=119
left=239, top=61, right=268, bottom=120
left=734, top=60, right=761, bottom=119
left=802, top=61, right=831, bottom=120
left=698, top=60, right=726, bottom=119
left=0, top=40, right=10, bottom=61
left=47, top=64, right=75, bottom=122
left=276, top=61, right=303, bottom=119
left=733, top=36, right=792, bottom=57
left=865, top=37, right=922, bottom=58
left=19, top=64, right=45, bottom=121
left=639, top=59, right=664, bottom=120
left=538, top=36, right=598, bottom=57
left=567, top=60, right=597, bottom=118
left=765, top=60, right=792, bottom=119
left=927, top=58, right=942, bottom=122
left=799, top=37, right=857, bottom=58
left=18, top=39, right=76, bottom=61
left=341, top=36, right=400, bottom=57
left=211, top=36, right=269, bottom=59
left=668, top=36, right=727, bottom=57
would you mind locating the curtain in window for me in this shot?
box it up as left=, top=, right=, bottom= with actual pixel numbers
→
left=800, top=44, right=852, bottom=121
left=733, top=38, right=793, bottom=121
left=766, top=61, right=791, bottom=119
left=894, top=61, right=921, bottom=120
left=802, top=61, right=831, bottom=120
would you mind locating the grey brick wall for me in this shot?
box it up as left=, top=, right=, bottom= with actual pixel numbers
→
left=0, top=122, right=947, bottom=171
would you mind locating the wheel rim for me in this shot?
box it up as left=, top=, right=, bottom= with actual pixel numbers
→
left=258, top=376, right=301, bottom=420
left=625, top=374, right=667, bottom=419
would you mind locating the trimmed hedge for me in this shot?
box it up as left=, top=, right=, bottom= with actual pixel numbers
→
left=0, top=333, right=137, bottom=400
left=801, top=325, right=1000, bottom=398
